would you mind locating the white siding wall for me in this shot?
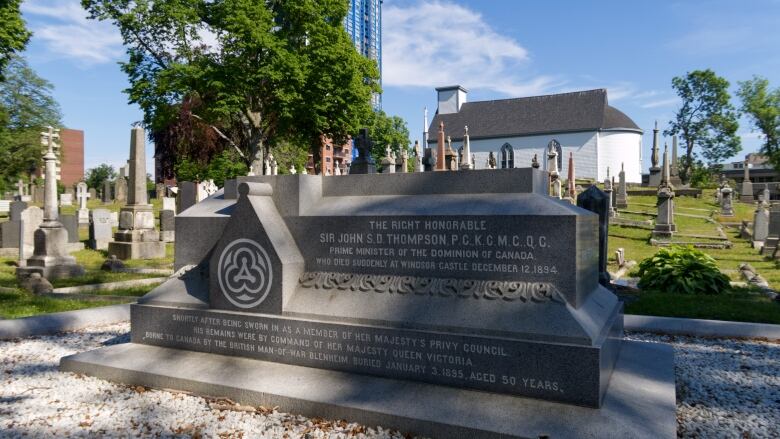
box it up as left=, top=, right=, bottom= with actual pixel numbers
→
left=448, top=131, right=600, bottom=181
left=596, top=131, right=642, bottom=183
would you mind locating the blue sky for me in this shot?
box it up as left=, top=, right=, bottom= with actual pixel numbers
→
left=19, top=0, right=780, bottom=174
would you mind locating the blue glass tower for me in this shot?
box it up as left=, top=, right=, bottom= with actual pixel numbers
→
left=344, top=0, right=382, bottom=109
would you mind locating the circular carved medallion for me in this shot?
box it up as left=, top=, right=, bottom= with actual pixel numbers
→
left=217, top=238, right=273, bottom=309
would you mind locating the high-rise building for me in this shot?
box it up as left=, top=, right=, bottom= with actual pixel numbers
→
left=344, top=0, right=382, bottom=109
left=39, top=127, right=84, bottom=187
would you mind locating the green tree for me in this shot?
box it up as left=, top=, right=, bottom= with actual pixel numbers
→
left=665, top=69, right=741, bottom=184
left=365, top=111, right=410, bottom=170
left=273, top=140, right=309, bottom=174
left=174, top=149, right=247, bottom=186
left=83, top=0, right=379, bottom=175
left=0, top=0, right=31, bottom=80
left=0, top=56, right=62, bottom=190
left=736, top=76, right=780, bottom=169
left=85, top=163, right=116, bottom=191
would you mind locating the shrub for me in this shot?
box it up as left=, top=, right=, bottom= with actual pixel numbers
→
left=637, top=246, right=730, bottom=295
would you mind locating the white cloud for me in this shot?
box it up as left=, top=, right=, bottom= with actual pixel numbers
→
left=22, top=0, right=123, bottom=64
left=641, top=98, right=679, bottom=109
left=383, top=0, right=563, bottom=96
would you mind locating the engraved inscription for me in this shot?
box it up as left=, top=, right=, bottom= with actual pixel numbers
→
left=298, top=272, right=566, bottom=303
left=133, top=308, right=601, bottom=405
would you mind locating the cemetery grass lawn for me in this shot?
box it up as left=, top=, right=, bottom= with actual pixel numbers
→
left=0, top=288, right=118, bottom=319
left=609, top=189, right=780, bottom=323
left=623, top=288, right=780, bottom=324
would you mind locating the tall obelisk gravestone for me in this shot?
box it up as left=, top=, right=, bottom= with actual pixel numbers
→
left=648, top=121, right=661, bottom=187
left=16, top=127, right=84, bottom=281
left=108, top=126, right=166, bottom=259
left=740, top=159, right=754, bottom=203
left=652, top=143, right=677, bottom=239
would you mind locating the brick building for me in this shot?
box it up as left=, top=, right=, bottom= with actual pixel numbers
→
left=306, top=136, right=352, bottom=175
left=57, top=128, right=84, bottom=186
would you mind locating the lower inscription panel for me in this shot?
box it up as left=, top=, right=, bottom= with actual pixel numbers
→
left=131, top=305, right=605, bottom=406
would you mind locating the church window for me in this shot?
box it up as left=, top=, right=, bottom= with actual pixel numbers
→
left=500, top=143, right=514, bottom=168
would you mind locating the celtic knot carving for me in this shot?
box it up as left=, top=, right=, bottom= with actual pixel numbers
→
left=298, top=272, right=565, bottom=303
left=218, top=238, right=273, bottom=309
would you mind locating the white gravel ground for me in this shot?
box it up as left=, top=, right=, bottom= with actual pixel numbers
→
left=0, top=323, right=778, bottom=438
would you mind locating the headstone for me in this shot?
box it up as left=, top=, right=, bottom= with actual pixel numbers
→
left=349, top=128, right=376, bottom=174
left=59, top=193, right=73, bottom=206
left=460, top=126, right=473, bottom=170
left=16, top=125, right=83, bottom=281
left=32, top=184, right=44, bottom=204
left=0, top=221, right=20, bottom=249
left=89, top=188, right=97, bottom=201
left=88, top=209, right=113, bottom=250
left=177, top=181, right=198, bottom=214
left=198, top=179, right=218, bottom=201
left=577, top=185, right=611, bottom=287
left=603, top=173, right=615, bottom=218
left=75, top=169, right=623, bottom=412
left=435, top=122, right=446, bottom=171
left=753, top=202, right=770, bottom=248
left=9, top=201, right=28, bottom=222
left=60, top=214, right=80, bottom=243
left=615, top=163, right=628, bottom=208
left=102, top=179, right=113, bottom=203
left=155, top=183, right=165, bottom=200
left=162, top=197, right=176, bottom=213
left=381, top=146, right=395, bottom=173
left=648, top=122, right=661, bottom=187
left=762, top=204, right=780, bottom=256
left=615, top=248, right=626, bottom=268
left=720, top=184, right=735, bottom=217
left=115, top=177, right=128, bottom=204
left=740, top=159, right=754, bottom=203
left=652, top=143, right=676, bottom=239
left=763, top=186, right=771, bottom=203
left=547, top=141, right=561, bottom=198
left=76, top=182, right=90, bottom=224
left=109, top=212, right=119, bottom=227
left=160, top=210, right=175, bottom=242
left=107, top=126, right=166, bottom=260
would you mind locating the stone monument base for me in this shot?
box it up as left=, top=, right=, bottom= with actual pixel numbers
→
left=61, top=340, right=675, bottom=439
left=160, top=230, right=175, bottom=242
left=107, top=240, right=166, bottom=260
left=651, top=224, right=676, bottom=239
left=16, top=225, right=85, bottom=281
left=88, top=238, right=110, bottom=251
left=647, top=168, right=661, bottom=187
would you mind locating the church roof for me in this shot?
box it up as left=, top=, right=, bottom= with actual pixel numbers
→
left=427, top=89, right=641, bottom=143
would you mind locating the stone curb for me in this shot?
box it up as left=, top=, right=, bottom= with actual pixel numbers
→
left=625, top=314, right=780, bottom=341
left=0, top=304, right=130, bottom=340
left=52, top=277, right=166, bottom=294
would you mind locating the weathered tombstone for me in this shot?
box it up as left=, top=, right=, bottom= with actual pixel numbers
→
left=177, top=181, right=198, bottom=214
left=763, top=186, right=771, bottom=203
left=109, top=211, right=119, bottom=227
left=648, top=122, right=661, bottom=187
left=652, top=144, right=676, bottom=239
left=76, top=182, right=90, bottom=224
left=577, top=185, right=611, bottom=287
left=60, top=214, right=80, bottom=244
left=761, top=204, right=780, bottom=255
left=88, top=209, right=113, bottom=250
left=114, top=176, right=128, bottom=204
left=349, top=128, right=376, bottom=174
left=380, top=145, right=395, bottom=173
left=155, top=183, right=165, bottom=200
left=615, top=163, right=628, bottom=208
left=753, top=202, right=770, bottom=248
left=721, top=184, right=735, bottom=217
left=62, top=169, right=676, bottom=437
left=107, top=126, right=165, bottom=259
left=19, top=206, right=43, bottom=260
left=89, top=187, right=97, bottom=201
left=16, top=126, right=83, bottom=281
left=740, top=159, right=754, bottom=203
left=162, top=196, right=176, bottom=213
left=412, top=140, right=423, bottom=173
left=33, top=183, right=44, bottom=204
left=603, top=174, right=616, bottom=218
left=9, top=201, right=28, bottom=221
left=102, top=179, right=113, bottom=204
left=59, top=193, right=73, bottom=206
left=160, top=209, right=175, bottom=242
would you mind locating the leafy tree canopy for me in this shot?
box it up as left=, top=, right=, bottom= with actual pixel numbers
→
left=83, top=0, right=380, bottom=175
left=665, top=69, right=741, bottom=184
left=0, top=56, right=62, bottom=191
left=364, top=110, right=410, bottom=170
left=175, top=149, right=247, bottom=187
left=0, top=0, right=31, bottom=80
left=85, top=163, right=116, bottom=191
left=736, top=76, right=780, bottom=169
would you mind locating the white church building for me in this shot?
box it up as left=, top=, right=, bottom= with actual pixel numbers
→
left=425, top=86, right=643, bottom=183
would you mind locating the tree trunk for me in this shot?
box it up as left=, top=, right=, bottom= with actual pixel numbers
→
left=681, top=138, right=695, bottom=185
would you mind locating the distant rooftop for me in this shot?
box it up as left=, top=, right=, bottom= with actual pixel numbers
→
left=427, top=88, right=641, bottom=142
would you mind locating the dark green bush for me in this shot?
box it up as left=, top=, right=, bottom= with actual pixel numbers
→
left=637, top=246, right=730, bottom=295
